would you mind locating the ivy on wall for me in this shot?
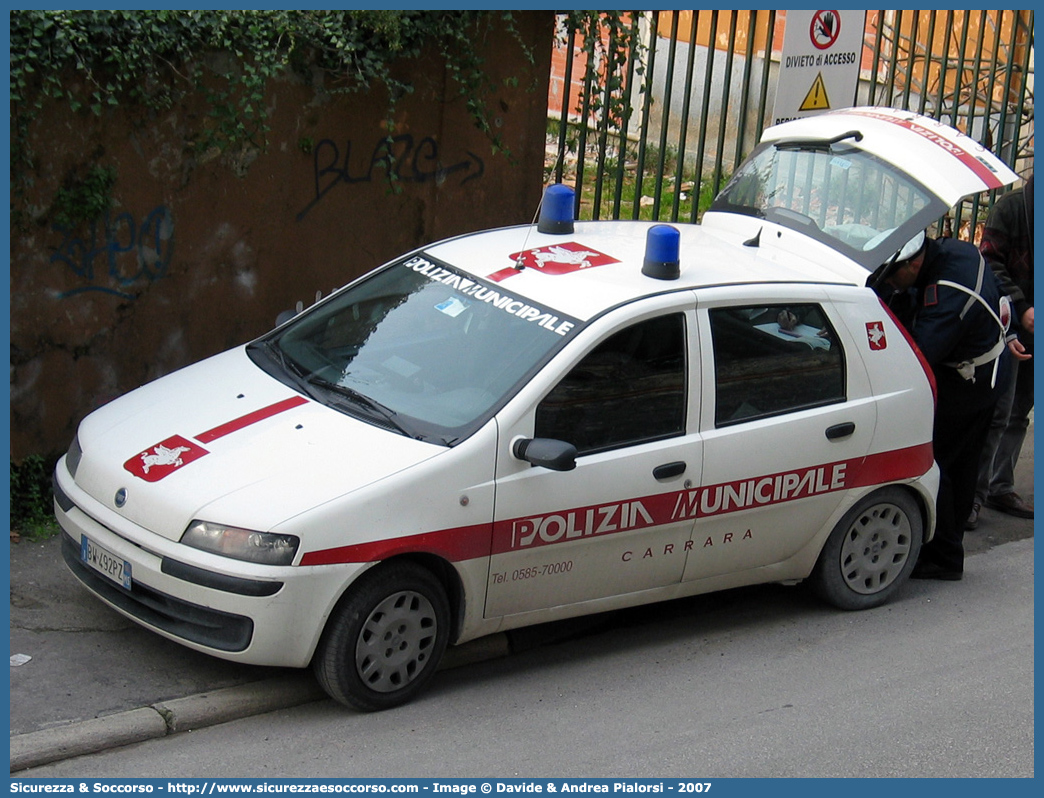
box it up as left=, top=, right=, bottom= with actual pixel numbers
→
left=10, top=10, right=642, bottom=164
left=9, top=10, right=545, bottom=186
left=11, top=10, right=642, bottom=217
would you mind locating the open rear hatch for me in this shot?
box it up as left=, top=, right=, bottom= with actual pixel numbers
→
left=704, top=106, right=1019, bottom=279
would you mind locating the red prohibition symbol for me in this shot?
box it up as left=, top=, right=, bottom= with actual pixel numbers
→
left=810, top=10, right=841, bottom=50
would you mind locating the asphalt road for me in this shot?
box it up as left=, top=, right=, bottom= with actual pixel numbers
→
left=14, top=534, right=1034, bottom=778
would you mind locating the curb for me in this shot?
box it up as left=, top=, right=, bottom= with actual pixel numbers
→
left=9, top=634, right=511, bottom=774
left=9, top=676, right=325, bottom=774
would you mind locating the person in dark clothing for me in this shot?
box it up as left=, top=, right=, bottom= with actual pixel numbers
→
left=968, top=174, right=1034, bottom=528
left=872, top=230, right=1012, bottom=580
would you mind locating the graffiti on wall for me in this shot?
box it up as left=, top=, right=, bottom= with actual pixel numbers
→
left=51, top=206, right=175, bottom=299
left=297, top=134, right=485, bottom=221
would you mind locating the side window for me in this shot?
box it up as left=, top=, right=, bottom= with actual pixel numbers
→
left=536, top=313, right=687, bottom=455
left=709, top=304, right=845, bottom=426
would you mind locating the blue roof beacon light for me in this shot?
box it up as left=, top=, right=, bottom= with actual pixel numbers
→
left=537, top=183, right=575, bottom=234
left=642, top=224, right=681, bottom=280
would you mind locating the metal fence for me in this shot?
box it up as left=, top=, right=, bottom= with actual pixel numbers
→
left=547, top=9, right=1034, bottom=241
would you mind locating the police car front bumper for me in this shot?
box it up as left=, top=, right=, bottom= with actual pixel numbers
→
left=52, top=457, right=364, bottom=668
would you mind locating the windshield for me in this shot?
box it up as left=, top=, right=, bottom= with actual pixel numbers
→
left=250, top=255, right=578, bottom=445
left=711, top=140, right=948, bottom=272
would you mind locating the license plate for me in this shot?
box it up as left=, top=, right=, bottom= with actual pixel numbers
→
left=80, top=535, right=132, bottom=590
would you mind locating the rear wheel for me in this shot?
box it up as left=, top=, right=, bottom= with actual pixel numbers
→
left=314, top=562, right=450, bottom=711
left=809, top=487, right=922, bottom=610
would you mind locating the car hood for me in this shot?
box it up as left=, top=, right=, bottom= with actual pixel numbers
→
left=73, top=347, right=442, bottom=541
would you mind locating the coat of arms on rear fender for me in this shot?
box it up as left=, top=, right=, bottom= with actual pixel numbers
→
left=866, top=321, right=887, bottom=350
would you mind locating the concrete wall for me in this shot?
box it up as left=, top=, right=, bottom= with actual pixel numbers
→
left=9, top=13, right=554, bottom=462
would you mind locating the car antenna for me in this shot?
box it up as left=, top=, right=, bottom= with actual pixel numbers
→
left=510, top=189, right=544, bottom=272
left=743, top=228, right=762, bottom=247
left=512, top=183, right=576, bottom=271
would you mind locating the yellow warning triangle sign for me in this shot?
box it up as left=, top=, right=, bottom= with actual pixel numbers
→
left=800, top=73, right=831, bottom=111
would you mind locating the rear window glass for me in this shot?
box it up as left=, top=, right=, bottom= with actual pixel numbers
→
left=711, top=141, right=943, bottom=271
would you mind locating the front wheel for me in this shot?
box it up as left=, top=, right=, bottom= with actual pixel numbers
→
left=314, top=562, right=450, bottom=711
left=809, top=487, right=923, bottom=611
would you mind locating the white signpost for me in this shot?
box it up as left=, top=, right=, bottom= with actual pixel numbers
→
left=771, top=9, right=867, bottom=126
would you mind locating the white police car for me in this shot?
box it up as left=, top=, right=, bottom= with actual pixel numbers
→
left=54, top=108, right=1017, bottom=710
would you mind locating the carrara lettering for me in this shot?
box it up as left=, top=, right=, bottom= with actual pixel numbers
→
left=702, top=529, right=754, bottom=547
left=622, top=540, right=694, bottom=562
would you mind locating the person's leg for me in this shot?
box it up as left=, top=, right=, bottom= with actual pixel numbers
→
left=988, top=348, right=1034, bottom=516
left=918, top=403, right=994, bottom=576
left=970, top=359, right=1017, bottom=526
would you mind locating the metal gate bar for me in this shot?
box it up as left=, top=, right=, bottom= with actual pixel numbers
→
left=549, top=9, right=1034, bottom=240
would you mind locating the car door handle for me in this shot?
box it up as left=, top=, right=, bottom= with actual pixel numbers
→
left=825, top=422, right=856, bottom=440
left=653, top=461, right=687, bottom=480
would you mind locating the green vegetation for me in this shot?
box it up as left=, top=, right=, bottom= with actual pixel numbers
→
left=10, top=11, right=514, bottom=152
left=547, top=119, right=728, bottom=223
left=9, top=11, right=632, bottom=174
left=50, top=164, right=117, bottom=228
left=10, top=456, right=60, bottom=542
left=582, top=161, right=728, bottom=223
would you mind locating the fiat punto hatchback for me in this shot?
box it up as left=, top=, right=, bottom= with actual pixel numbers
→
left=55, top=107, right=1017, bottom=710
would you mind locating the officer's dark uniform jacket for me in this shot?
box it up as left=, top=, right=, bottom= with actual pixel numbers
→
left=881, top=236, right=1011, bottom=413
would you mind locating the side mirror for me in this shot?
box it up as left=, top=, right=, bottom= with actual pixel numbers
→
left=512, top=437, right=577, bottom=471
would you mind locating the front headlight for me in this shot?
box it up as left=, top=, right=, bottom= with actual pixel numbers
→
left=181, top=520, right=300, bottom=566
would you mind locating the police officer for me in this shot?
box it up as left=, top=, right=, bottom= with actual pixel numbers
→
left=872, top=230, right=1012, bottom=580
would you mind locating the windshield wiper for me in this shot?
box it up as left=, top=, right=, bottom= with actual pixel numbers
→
left=253, top=340, right=319, bottom=397
left=774, top=129, right=863, bottom=151
left=306, top=375, right=421, bottom=439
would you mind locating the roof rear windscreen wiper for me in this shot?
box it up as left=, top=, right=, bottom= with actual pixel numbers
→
left=773, top=129, right=863, bottom=151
